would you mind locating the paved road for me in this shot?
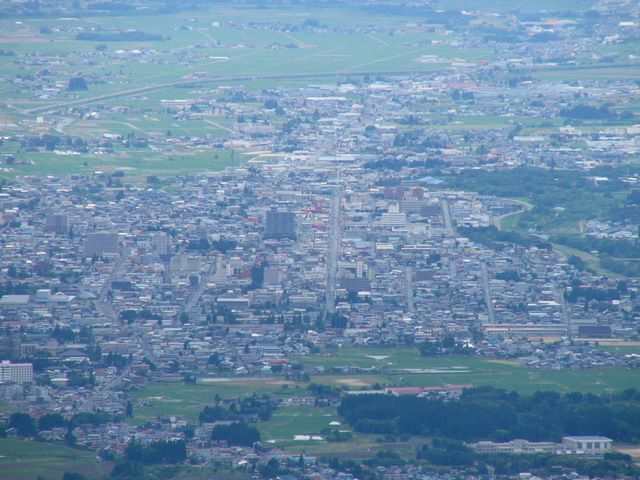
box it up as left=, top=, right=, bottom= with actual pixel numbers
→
left=97, top=244, right=129, bottom=322
left=324, top=191, right=341, bottom=320
left=441, top=198, right=456, bottom=237
left=184, top=260, right=216, bottom=317
left=406, top=266, right=414, bottom=313
left=480, top=262, right=496, bottom=323
left=559, top=289, right=573, bottom=339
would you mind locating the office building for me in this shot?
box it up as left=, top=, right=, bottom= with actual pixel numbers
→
left=84, top=232, right=119, bottom=256
left=45, top=214, right=69, bottom=235
left=265, top=207, right=296, bottom=240
left=0, top=360, right=33, bottom=384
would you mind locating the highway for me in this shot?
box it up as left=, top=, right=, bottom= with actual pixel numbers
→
left=22, top=69, right=428, bottom=116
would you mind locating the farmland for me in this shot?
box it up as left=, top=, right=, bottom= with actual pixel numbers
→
left=0, top=439, right=112, bottom=480
left=0, top=3, right=534, bottom=179
left=128, top=347, right=640, bottom=458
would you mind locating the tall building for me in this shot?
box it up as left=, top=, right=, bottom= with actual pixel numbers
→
left=45, top=214, right=69, bottom=235
left=0, top=360, right=33, bottom=384
left=153, top=232, right=172, bottom=259
left=84, top=232, right=119, bottom=256
left=265, top=207, right=296, bottom=240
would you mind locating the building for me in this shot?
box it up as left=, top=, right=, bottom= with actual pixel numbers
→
left=470, top=439, right=556, bottom=455
left=468, top=436, right=613, bottom=457
left=84, top=232, right=119, bottom=256
left=265, top=207, right=296, bottom=239
left=561, top=436, right=612, bottom=455
left=481, top=323, right=567, bottom=338
left=153, top=232, right=172, bottom=258
left=45, top=214, right=69, bottom=235
left=379, top=203, right=407, bottom=227
left=0, top=360, right=33, bottom=384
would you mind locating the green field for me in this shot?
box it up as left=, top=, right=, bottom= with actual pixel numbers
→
left=0, top=149, right=243, bottom=179
left=132, top=348, right=640, bottom=429
left=295, top=348, right=640, bottom=394
left=132, top=379, right=306, bottom=425
left=0, top=439, right=112, bottom=480
left=134, top=348, right=640, bottom=428
left=128, top=347, right=640, bottom=459
left=593, top=344, right=640, bottom=355
left=259, top=405, right=337, bottom=441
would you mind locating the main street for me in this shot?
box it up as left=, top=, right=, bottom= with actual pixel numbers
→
left=324, top=190, right=341, bottom=321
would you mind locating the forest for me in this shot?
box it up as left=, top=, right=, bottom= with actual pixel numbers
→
left=337, top=387, right=640, bottom=442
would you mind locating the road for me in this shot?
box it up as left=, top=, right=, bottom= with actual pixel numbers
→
left=448, top=257, right=457, bottom=281
left=559, top=289, right=573, bottom=339
left=323, top=190, right=341, bottom=321
left=22, top=69, right=429, bottom=116
left=441, top=198, right=456, bottom=237
left=480, top=262, right=496, bottom=323
left=406, top=266, right=414, bottom=313
left=97, top=244, right=129, bottom=322
left=492, top=199, right=533, bottom=231
left=183, top=260, right=216, bottom=318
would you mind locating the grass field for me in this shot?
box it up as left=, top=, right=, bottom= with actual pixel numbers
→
left=0, top=148, right=245, bottom=179
left=0, top=439, right=113, bottom=480
left=129, top=346, right=640, bottom=459
left=293, top=347, right=640, bottom=394
left=132, top=348, right=640, bottom=429
left=259, top=405, right=337, bottom=441
left=132, top=379, right=306, bottom=425
left=593, top=343, right=640, bottom=355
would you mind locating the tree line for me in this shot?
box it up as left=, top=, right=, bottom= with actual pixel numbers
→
left=337, top=387, right=640, bottom=442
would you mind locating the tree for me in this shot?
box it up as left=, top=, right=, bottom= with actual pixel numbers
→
left=67, top=76, right=88, bottom=91
left=258, top=457, right=280, bottom=478
left=110, top=461, right=144, bottom=479
left=62, top=473, right=86, bottom=480
left=211, top=422, right=261, bottom=446
left=38, top=413, right=67, bottom=431
left=9, top=413, right=36, bottom=437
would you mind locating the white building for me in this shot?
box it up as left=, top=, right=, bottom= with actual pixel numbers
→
left=0, top=360, right=33, bottom=384
left=562, top=436, right=612, bottom=455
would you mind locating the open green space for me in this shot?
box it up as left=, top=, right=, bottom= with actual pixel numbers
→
left=0, top=439, right=112, bottom=480
left=132, top=349, right=640, bottom=428
left=294, top=348, right=640, bottom=394
left=551, top=242, right=617, bottom=277
left=259, top=405, right=337, bottom=441
left=131, top=379, right=305, bottom=425
left=0, top=149, right=244, bottom=179
left=129, top=348, right=640, bottom=459
left=593, top=343, right=640, bottom=355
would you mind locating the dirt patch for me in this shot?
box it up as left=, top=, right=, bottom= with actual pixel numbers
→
left=485, top=359, right=521, bottom=366
left=334, top=378, right=371, bottom=387
left=615, top=445, right=640, bottom=460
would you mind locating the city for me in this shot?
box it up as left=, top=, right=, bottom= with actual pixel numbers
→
left=1, top=0, right=640, bottom=479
